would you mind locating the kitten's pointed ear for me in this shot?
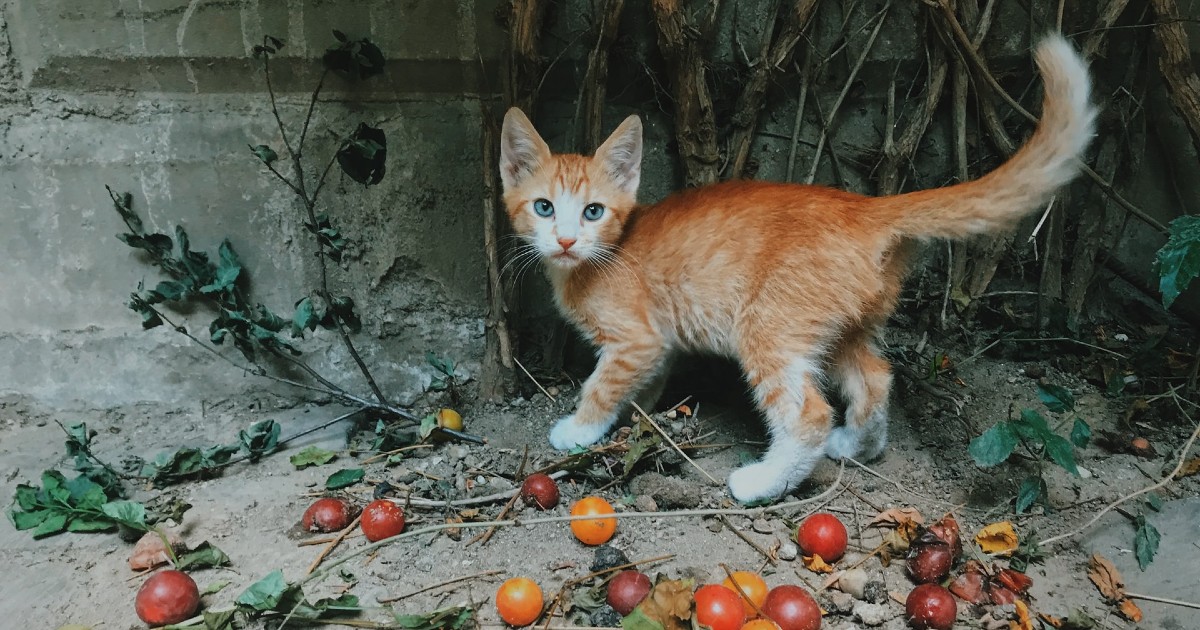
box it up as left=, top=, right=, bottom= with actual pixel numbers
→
left=594, top=114, right=642, bottom=197
left=500, top=108, right=551, bottom=191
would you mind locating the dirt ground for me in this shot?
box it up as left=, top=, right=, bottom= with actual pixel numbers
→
left=3, top=340, right=1199, bottom=629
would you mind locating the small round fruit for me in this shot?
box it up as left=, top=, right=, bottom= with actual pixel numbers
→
left=437, top=408, right=463, bottom=431
left=302, top=498, right=353, bottom=533
left=360, top=499, right=406, bottom=542
left=742, top=621, right=782, bottom=630
left=570, top=497, right=617, bottom=545
left=907, top=545, right=954, bottom=584
left=495, top=577, right=544, bottom=626
left=905, top=584, right=956, bottom=630
left=695, top=584, right=748, bottom=630
left=795, top=513, right=848, bottom=562
left=135, top=570, right=201, bottom=627
left=761, top=585, right=821, bottom=630
left=606, top=570, right=652, bottom=616
left=521, top=473, right=561, bottom=510
left=722, top=571, right=769, bottom=617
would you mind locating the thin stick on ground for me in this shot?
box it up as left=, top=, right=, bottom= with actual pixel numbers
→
left=306, top=514, right=362, bottom=575
left=1038, top=400, right=1200, bottom=547
left=718, top=515, right=778, bottom=566
left=1124, top=592, right=1200, bottom=610
left=631, top=402, right=719, bottom=485
left=401, top=470, right=570, bottom=509
left=513, top=355, right=557, bottom=401
left=468, top=492, right=522, bottom=547
left=719, top=563, right=768, bottom=617
left=360, top=443, right=434, bottom=465
left=377, top=569, right=504, bottom=603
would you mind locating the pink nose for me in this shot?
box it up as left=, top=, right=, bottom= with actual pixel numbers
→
left=557, top=237, right=577, bottom=251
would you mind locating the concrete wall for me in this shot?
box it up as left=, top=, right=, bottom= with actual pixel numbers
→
left=2, top=1, right=1196, bottom=410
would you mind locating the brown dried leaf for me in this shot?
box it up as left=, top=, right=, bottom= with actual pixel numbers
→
left=869, top=507, right=924, bottom=528
left=1008, top=600, right=1034, bottom=630
left=974, top=521, right=1019, bottom=556
left=635, top=578, right=694, bottom=630
left=676, top=405, right=693, bottom=417
left=1087, top=554, right=1125, bottom=601
left=996, top=569, right=1033, bottom=595
left=1118, top=599, right=1143, bottom=622
left=444, top=516, right=463, bottom=541
left=1176, top=457, right=1200, bottom=479
left=803, top=554, right=836, bottom=574
left=129, top=530, right=186, bottom=571
left=1037, top=613, right=1064, bottom=629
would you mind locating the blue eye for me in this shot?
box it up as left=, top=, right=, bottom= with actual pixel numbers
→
left=533, top=199, right=554, bottom=217
left=583, top=203, right=605, bottom=221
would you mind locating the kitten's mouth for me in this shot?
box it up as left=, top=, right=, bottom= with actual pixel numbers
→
left=549, top=251, right=582, bottom=265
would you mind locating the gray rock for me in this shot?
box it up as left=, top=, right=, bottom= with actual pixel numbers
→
left=629, top=472, right=701, bottom=509
left=778, top=540, right=798, bottom=561
left=853, top=602, right=894, bottom=626
left=634, top=494, right=658, bottom=512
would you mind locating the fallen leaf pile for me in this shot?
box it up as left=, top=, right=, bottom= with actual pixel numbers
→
left=1087, top=554, right=1143, bottom=622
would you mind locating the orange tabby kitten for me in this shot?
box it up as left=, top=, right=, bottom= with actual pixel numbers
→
left=498, top=35, right=1095, bottom=502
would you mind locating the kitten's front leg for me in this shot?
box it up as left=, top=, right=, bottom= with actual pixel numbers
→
left=549, top=343, right=665, bottom=449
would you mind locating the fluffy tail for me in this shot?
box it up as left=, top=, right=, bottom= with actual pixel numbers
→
left=873, top=35, right=1096, bottom=239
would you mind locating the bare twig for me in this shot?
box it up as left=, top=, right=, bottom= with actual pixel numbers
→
left=631, top=402, right=719, bottom=484
left=1124, top=592, right=1200, bottom=610
left=377, top=569, right=503, bottom=603
left=305, top=514, right=361, bottom=575
left=513, top=356, right=556, bottom=401
left=718, top=515, right=778, bottom=566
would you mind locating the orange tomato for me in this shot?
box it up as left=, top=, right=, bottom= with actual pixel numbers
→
left=723, top=571, right=769, bottom=617
left=569, top=496, right=617, bottom=545
left=741, top=620, right=783, bottom=630
left=495, top=577, right=544, bottom=626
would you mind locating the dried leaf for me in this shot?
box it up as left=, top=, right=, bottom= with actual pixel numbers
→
left=676, top=405, right=692, bottom=417
left=1176, top=457, right=1200, bottom=479
left=974, top=521, right=1019, bottom=556
left=129, top=530, right=186, bottom=571
left=632, top=579, right=693, bottom=630
left=1008, top=600, right=1034, bottom=630
left=883, top=528, right=913, bottom=555
left=444, top=516, right=463, bottom=541
left=1037, top=613, right=1064, bottom=628
left=996, top=569, right=1033, bottom=595
left=1087, top=554, right=1125, bottom=601
left=803, top=554, right=835, bottom=574
left=1117, top=599, right=1143, bottom=623
left=869, top=507, right=924, bottom=528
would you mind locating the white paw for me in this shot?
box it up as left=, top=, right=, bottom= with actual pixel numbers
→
left=727, top=462, right=790, bottom=504
left=548, top=415, right=610, bottom=450
left=825, top=426, right=861, bottom=460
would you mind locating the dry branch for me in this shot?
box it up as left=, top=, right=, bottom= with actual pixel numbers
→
left=479, top=107, right=516, bottom=402
left=726, top=0, right=820, bottom=179
left=580, top=0, right=627, bottom=150
left=1149, top=0, right=1200, bottom=159
left=652, top=0, right=722, bottom=187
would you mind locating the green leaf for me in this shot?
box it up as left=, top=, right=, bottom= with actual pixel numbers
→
left=67, top=516, right=117, bottom=532
left=1134, top=515, right=1160, bottom=570
left=1146, top=493, right=1163, bottom=512
left=322, top=36, right=386, bottom=81
left=1156, top=214, right=1200, bottom=308
left=1015, top=475, right=1047, bottom=514
left=101, top=500, right=148, bottom=530
left=969, top=422, right=1018, bottom=468
left=1037, top=383, right=1075, bottom=413
left=1013, top=409, right=1053, bottom=442
left=335, top=123, right=387, bottom=185
left=292, top=297, right=319, bottom=335
left=1043, top=434, right=1080, bottom=476
left=239, top=420, right=281, bottom=462
left=175, top=541, right=232, bottom=571
left=32, top=512, right=69, bottom=538
left=202, top=609, right=237, bottom=630
left=1063, top=609, right=1097, bottom=630
left=250, top=144, right=279, bottom=165
left=394, top=605, right=475, bottom=630
left=325, top=468, right=365, bottom=490
left=290, top=446, right=337, bottom=469
left=620, top=607, right=666, bottom=630
left=235, top=569, right=289, bottom=611
left=10, top=507, right=50, bottom=531
left=201, top=580, right=232, bottom=596
left=1070, top=418, right=1092, bottom=448
left=152, top=279, right=191, bottom=302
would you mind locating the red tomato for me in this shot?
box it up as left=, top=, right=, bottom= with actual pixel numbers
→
left=360, top=499, right=406, bottom=542
left=135, top=570, right=201, bottom=626
left=761, top=585, right=821, bottom=630
left=795, top=513, right=848, bottom=562
left=695, top=584, right=748, bottom=630
left=905, top=583, right=957, bottom=630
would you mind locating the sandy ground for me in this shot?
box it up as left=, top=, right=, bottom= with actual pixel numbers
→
left=3, top=345, right=1198, bottom=629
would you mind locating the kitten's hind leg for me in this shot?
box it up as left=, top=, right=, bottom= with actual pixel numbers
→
left=826, top=330, right=892, bottom=461
left=549, top=342, right=665, bottom=450
left=727, top=355, right=832, bottom=503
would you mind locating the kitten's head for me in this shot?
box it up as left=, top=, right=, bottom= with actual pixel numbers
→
left=499, top=108, right=642, bottom=269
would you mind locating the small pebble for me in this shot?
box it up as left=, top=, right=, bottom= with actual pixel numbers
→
left=706, top=519, right=723, bottom=533
left=778, top=541, right=798, bottom=561
left=590, top=544, right=630, bottom=572
left=853, top=602, right=893, bottom=627
left=820, top=591, right=856, bottom=614
left=591, top=605, right=622, bottom=627
left=634, top=495, right=658, bottom=512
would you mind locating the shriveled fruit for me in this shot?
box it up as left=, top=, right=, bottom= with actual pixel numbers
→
left=948, top=571, right=987, bottom=604
left=569, top=497, right=617, bottom=545
left=606, top=570, right=651, bottom=616
left=436, top=408, right=463, bottom=431
left=905, top=584, right=956, bottom=630
left=742, top=620, right=782, bottom=630
left=135, top=570, right=200, bottom=627
left=907, top=544, right=954, bottom=584
left=926, top=515, right=962, bottom=561
left=761, top=585, right=821, bottom=630
left=722, top=571, right=769, bottom=617
left=795, top=513, right=848, bottom=562
left=302, top=498, right=354, bottom=533
left=521, top=473, right=560, bottom=510
left=360, top=499, right=406, bottom=542
left=695, top=584, right=748, bottom=630
left=495, top=577, right=543, bottom=626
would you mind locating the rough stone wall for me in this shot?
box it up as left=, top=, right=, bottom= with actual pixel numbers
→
left=0, top=0, right=501, bottom=409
